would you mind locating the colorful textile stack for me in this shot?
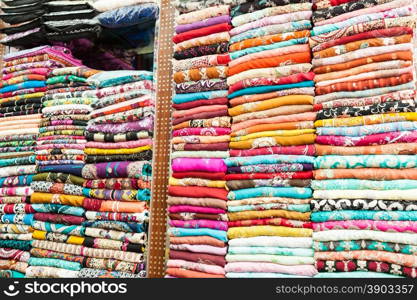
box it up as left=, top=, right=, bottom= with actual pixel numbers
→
left=0, top=46, right=78, bottom=278
left=81, top=70, right=154, bottom=278
left=224, top=0, right=318, bottom=278
left=310, top=0, right=417, bottom=278
left=28, top=65, right=99, bottom=278
left=166, top=4, right=233, bottom=278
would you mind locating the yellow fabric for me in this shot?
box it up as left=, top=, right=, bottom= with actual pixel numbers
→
left=67, top=235, right=85, bottom=245
left=227, top=225, right=312, bottom=239
left=228, top=209, right=311, bottom=221
left=229, top=133, right=316, bottom=149
left=32, top=230, right=46, bottom=240
left=315, top=112, right=417, bottom=127
left=231, top=129, right=315, bottom=142
left=30, top=193, right=84, bottom=206
left=84, top=145, right=152, bottom=155
left=169, top=177, right=226, bottom=188
left=229, top=95, right=314, bottom=117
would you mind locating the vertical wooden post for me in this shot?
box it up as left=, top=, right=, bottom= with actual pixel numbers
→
left=147, top=0, right=174, bottom=278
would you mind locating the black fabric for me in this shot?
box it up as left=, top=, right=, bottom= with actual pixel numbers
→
left=0, top=18, right=42, bottom=34
left=3, top=0, right=45, bottom=6
left=1, top=2, right=45, bottom=13
left=0, top=10, right=44, bottom=24
left=45, top=2, right=93, bottom=12
left=85, top=151, right=153, bottom=163
left=1, top=29, right=46, bottom=47
left=43, top=10, right=97, bottom=21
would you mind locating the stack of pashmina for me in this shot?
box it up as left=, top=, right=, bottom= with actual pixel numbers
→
left=28, top=65, right=99, bottom=278
left=0, top=0, right=47, bottom=47
left=166, top=3, right=233, bottom=278
left=0, top=46, right=76, bottom=278
left=310, top=0, right=417, bottom=278
left=224, top=0, right=318, bottom=278
left=80, top=70, right=154, bottom=278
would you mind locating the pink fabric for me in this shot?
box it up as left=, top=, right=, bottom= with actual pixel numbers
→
left=85, top=139, right=153, bottom=149
left=225, top=262, right=318, bottom=276
left=172, top=105, right=228, bottom=118
left=172, top=127, right=231, bottom=137
left=229, top=72, right=315, bottom=93
left=315, top=0, right=413, bottom=26
left=231, top=10, right=313, bottom=36
left=313, top=220, right=417, bottom=233
left=231, top=112, right=317, bottom=132
left=172, top=158, right=227, bottom=172
left=316, top=130, right=417, bottom=147
left=167, top=259, right=225, bottom=275
left=2, top=68, right=50, bottom=80
left=168, top=205, right=226, bottom=214
left=169, top=219, right=228, bottom=231
left=169, top=244, right=228, bottom=256
left=36, top=144, right=86, bottom=150
left=229, top=44, right=311, bottom=67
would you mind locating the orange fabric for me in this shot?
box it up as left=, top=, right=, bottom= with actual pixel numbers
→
left=314, top=168, right=417, bottom=180
left=99, top=201, right=147, bottom=213
left=229, top=133, right=316, bottom=149
left=166, top=268, right=224, bottom=278
left=313, top=35, right=412, bottom=59
left=315, top=143, right=417, bottom=156
left=232, top=121, right=314, bottom=137
left=230, top=30, right=310, bottom=52
left=316, top=73, right=413, bottom=95
left=313, top=51, right=412, bottom=74
left=173, top=66, right=227, bottom=83
left=229, top=95, right=314, bottom=116
left=228, top=52, right=311, bottom=76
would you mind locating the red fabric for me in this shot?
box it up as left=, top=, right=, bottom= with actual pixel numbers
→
left=314, top=27, right=414, bottom=51
left=34, top=213, right=85, bottom=225
left=173, top=109, right=228, bottom=125
left=225, top=171, right=313, bottom=180
left=169, top=250, right=226, bottom=267
left=229, top=72, right=315, bottom=93
left=172, top=172, right=226, bottom=180
left=172, top=23, right=232, bottom=43
left=168, top=186, right=228, bottom=201
left=172, top=97, right=228, bottom=110
left=229, top=145, right=316, bottom=157
left=175, top=143, right=230, bottom=151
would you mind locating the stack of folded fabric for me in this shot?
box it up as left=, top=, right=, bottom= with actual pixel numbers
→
left=43, top=0, right=101, bottom=42
left=28, top=66, right=99, bottom=278
left=166, top=4, right=233, bottom=278
left=310, top=0, right=417, bottom=278
left=0, top=0, right=47, bottom=47
left=224, top=0, right=318, bottom=278
left=80, top=70, right=154, bottom=278
left=0, top=46, right=80, bottom=279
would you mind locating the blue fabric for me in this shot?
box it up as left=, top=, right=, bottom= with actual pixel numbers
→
left=169, top=227, right=227, bottom=242
left=228, top=187, right=313, bottom=200
left=1, top=214, right=33, bottom=225
left=97, top=3, right=159, bottom=28
left=225, top=155, right=315, bottom=167
left=311, top=210, right=417, bottom=222
left=0, top=175, right=34, bottom=187
left=230, top=37, right=309, bottom=59
left=0, top=81, right=45, bottom=93
left=173, top=90, right=228, bottom=104
left=31, top=204, right=85, bottom=217
left=228, top=81, right=314, bottom=99
left=38, top=165, right=84, bottom=177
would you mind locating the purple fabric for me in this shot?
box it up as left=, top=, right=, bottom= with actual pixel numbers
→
left=86, top=117, right=154, bottom=133
left=175, top=15, right=231, bottom=34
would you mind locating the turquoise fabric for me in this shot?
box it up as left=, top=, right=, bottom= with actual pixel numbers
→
left=173, top=90, right=228, bottom=104
left=311, top=210, right=417, bottom=222
left=314, top=155, right=417, bottom=169
left=228, top=246, right=314, bottom=257
left=311, top=179, right=417, bottom=190
left=169, top=227, right=227, bottom=242
left=225, top=155, right=315, bottom=167
left=230, top=37, right=309, bottom=59
left=29, top=257, right=82, bottom=271
left=228, top=203, right=311, bottom=213
left=228, top=81, right=314, bottom=99
left=227, top=187, right=312, bottom=200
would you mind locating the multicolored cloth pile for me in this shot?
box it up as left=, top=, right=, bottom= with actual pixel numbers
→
left=28, top=64, right=99, bottom=278
left=310, top=0, right=417, bottom=278
left=224, top=0, right=317, bottom=278
left=166, top=4, right=233, bottom=278
left=0, top=45, right=79, bottom=278
left=81, top=70, right=154, bottom=278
